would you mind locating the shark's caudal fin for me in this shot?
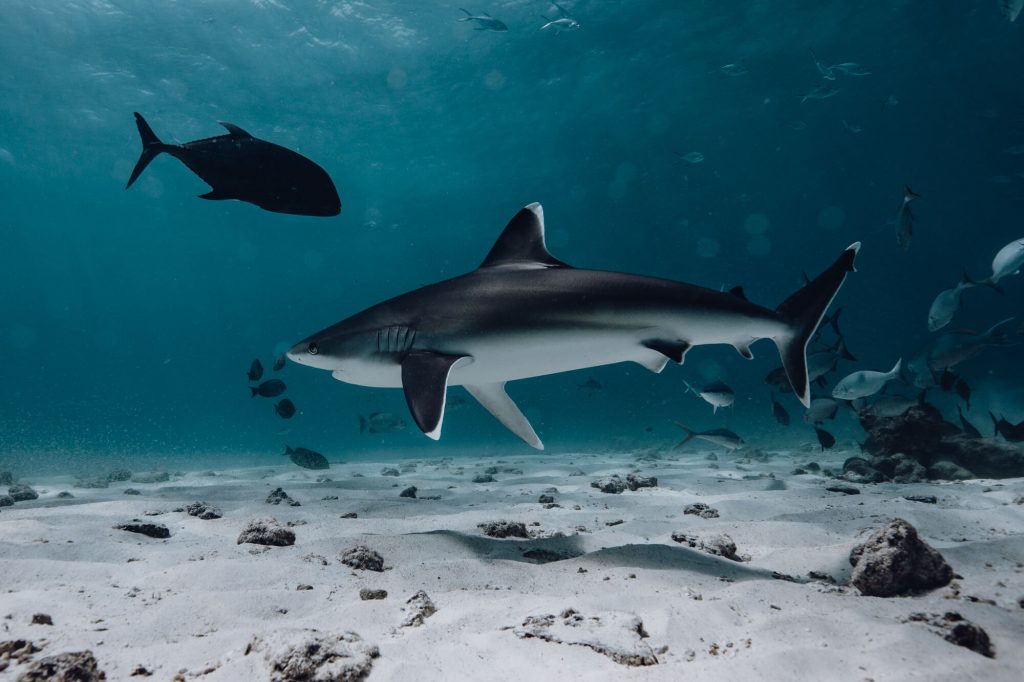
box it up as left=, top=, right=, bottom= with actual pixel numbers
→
left=774, top=242, right=860, bottom=407
left=126, top=112, right=170, bottom=189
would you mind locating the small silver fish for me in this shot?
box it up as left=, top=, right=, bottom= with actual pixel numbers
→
left=719, top=62, right=748, bottom=76
left=809, top=48, right=836, bottom=80
left=678, top=151, right=704, bottom=164
left=803, top=398, right=840, bottom=424
left=684, top=379, right=735, bottom=413
left=800, top=84, right=841, bottom=103
left=927, top=271, right=977, bottom=332
left=895, top=185, right=920, bottom=251
left=984, top=237, right=1024, bottom=288
left=540, top=16, right=579, bottom=32
left=832, top=359, right=902, bottom=400
left=673, top=422, right=744, bottom=450
left=457, top=8, right=508, bottom=31
left=830, top=62, right=871, bottom=76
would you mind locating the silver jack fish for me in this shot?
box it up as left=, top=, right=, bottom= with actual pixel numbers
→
left=289, top=203, right=859, bottom=448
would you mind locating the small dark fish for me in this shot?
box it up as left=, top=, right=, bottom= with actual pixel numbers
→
left=771, top=394, right=790, bottom=426
left=895, top=185, right=920, bottom=251
left=644, top=426, right=654, bottom=433
left=953, top=377, right=971, bottom=408
left=991, top=412, right=1024, bottom=442
left=359, top=412, right=407, bottom=434
left=250, top=379, right=286, bottom=398
left=578, top=377, right=603, bottom=393
left=764, top=367, right=792, bottom=393
left=126, top=113, right=341, bottom=217
left=283, top=445, right=329, bottom=470
left=814, top=427, right=836, bottom=451
left=275, top=398, right=296, bottom=419
left=958, top=406, right=981, bottom=438
left=273, top=354, right=286, bottom=372
left=247, top=358, right=263, bottom=382
left=939, top=369, right=957, bottom=392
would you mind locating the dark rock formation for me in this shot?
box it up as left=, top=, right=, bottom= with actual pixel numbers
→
left=860, top=404, right=1024, bottom=479
left=340, top=545, right=384, bottom=572
left=248, top=629, right=378, bottom=681
left=825, top=485, right=860, bottom=495
left=380, top=467, right=400, bottom=477
left=671, top=532, right=742, bottom=561
left=266, top=488, right=300, bottom=506
left=399, top=486, right=417, bottom=499
left=124, top=489, right=141, bottom=495
left=237, top=518, right=295, bottom=546
left=591, top=476, right=627, bottom=494
left=8, top=484, right=38, bottom=501
left=471, top=473, right=496, bottom=483
left=849, top=519, right=953, bottom=597
left=30, top=614, right=52, bottom=625
left=340, top=512, right=358, bottom=519
left=478, top=520, right=530, bottom=539
left=106, top=469, right=132, bottom=482
left=184, top=501, right=222, bottom=520
left=625, top=474, right=657, bottom=491
left=18, top=650, right=106, bottom=681
left=114, top=521, right=170, bottom=539
left=907, top=612, right=995, bottom=658
left=904, top=495, right=937, bottom=504
left=683, top=503, right=719, bottom=519
left=0, top=495, right=13, bottom=507
left=56, top=492, right=74, bottom=499
left=359, top=589, right=388, bottom=600
left=398, top=591, right=436, bottom=628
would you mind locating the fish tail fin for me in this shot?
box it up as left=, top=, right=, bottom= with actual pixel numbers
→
left=977, top=275, right=1004, bottom=294
left=774, top=242, right=860, bottom=407
left=904, top=185, right=921, bottom=202
left=249, top=387, right=258, bottom=398
left=889, top=358, right=903, bottom=379
left=283, top=445, right=293, bottom=456
left=837, top=338, right=857, bottom=362
left=671, top=421, right=695, bottom=448
left=359, top=415, right=367, bottom=434
left=126, top=112, right=168, bottom=189
left=457, top=7, right=472, bottom=20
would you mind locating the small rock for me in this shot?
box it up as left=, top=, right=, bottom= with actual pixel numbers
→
left=30, top=613, right=52, bottom=626
left=591, top=476, right=627, bottom=494
left=340, top=512, right=358, bottom=519
left=359, top=589, right=388, bottom=600
left=380, top=467, right=400, bottom=477
left=478, top=520, right=530, bottom=539
left=248, top=629, right=378, bottom=682
left=683, top=503, right=719, bottom=519
left=605, top=519, right=624, bottom=527
left=123, top=488, right=141, bottom=496
left=296, top=584, right=313, bottom=591
left=8, top=484, right=38, bottom=501
left=538, top=494, right=555, bottom=504
left=18, top=650, right=106, bottom=681
left=184, top=501, right=222, bottom=520
left=398, top=590, right=436, bottom=628
left=904, top=495, right=937, bottom=504
left=825, top=485, right=860, bottom=495
left=790, top=468, right=808, bottom=475
left=625, top=474, right=657, bottom=491
left=237, top=518, right=295, bottom=547
left=514, top=608, right=657, bottom=667
left=0, top=495, right=13, bottom=507
left=849, top=518, right=953, bottom=597
left=130, top=665, right=152, bottom=676
left=927, top=461, right=975, bottom=481
left=568, top=469, right=586, bottom=477
left=114, top=521, right=170, bottom=539
left=340, top=545, right=384, bottom=572
left=399, top=486, right=417, bottom=499
left=842, top=457, right=886, bottom=483
left=106, top=469, right=132, bottom=482
left=321, top=495, right=339, bottom=501
left=472, top=473, right=496, bottom=483
left=56, top=492, right=74, bottom=499
left=130, top=471, right=170, bottom=484
left=805, top=462, right=821, bottom=472
left=266, top=488, right=300, bottom=507
left=671, top=532, right=742, bottom=561
left=907, top=612, right=995, bottom=658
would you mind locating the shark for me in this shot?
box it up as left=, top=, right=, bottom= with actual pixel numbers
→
left=288, top=203, right=860, bottom=449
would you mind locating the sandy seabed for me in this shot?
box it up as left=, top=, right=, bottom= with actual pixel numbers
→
left=1, top=449, right=1022, bottom=681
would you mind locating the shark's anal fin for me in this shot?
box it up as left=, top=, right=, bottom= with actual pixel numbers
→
left=642, top=339, right=691, bottom=364
left=464, top=383, right=543, bottom=450
left=400, top=352, right=468, bottom=440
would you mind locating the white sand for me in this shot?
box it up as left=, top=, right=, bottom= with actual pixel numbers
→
left=2, top=450, right=1023, bottom=680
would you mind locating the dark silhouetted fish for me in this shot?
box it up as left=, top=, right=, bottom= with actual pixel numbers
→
left=273, top=354, right=286, bottom=372
left=958, top=406, right=981, bottom=438
left=954, top=377, right=971, bottom=408
left=250, top=379, right=286, bottom=398
left=359, top=412, right=407, bottom=434
left=247, top=358, right=263, bottom=382
left=814, top=427, right=836, bottom=450
left=895, top=185, right=920, bottom=251
left=765, top=367, right=792, bottom=393
left=672, top=422, right=744, bottom=450
left=939, top=369, right=957, bottom=392
left=991, top=412, right=1024, bottom=441
left=283, top=445, right=329, bottom=470
left=275, top=398, right=296, bottom=419
left=771, top=393, right=790, bottom=426
left=457, top=8, right=508, bottom=31
left=126, top=112, right=340, bottom=217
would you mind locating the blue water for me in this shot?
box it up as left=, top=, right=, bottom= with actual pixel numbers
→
left=1, top=1, right=1022, bottom=471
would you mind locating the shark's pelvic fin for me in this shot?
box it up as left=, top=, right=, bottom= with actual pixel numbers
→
left=465, top=383, right=543, bottom=449
left=218, top=121, right=254, bottom=138
left=642, top=338, right=691, bottom=364
left=773, top=242, right=860, bottom=407
left=400, top=351, right=468, bottom=439
left=478, top=203, right=569, bottom=270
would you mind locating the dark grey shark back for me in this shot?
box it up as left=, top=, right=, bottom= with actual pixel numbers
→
left=125, top=112, right=341, bottom=217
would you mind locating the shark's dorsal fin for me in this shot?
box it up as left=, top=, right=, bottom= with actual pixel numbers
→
left=479, top=203, right=569, bottom=270
left=218, top=121, right=253, bottom=138
left=465, top=383, right=543, bottom=449
left=400, top=352, right=469, bottom=439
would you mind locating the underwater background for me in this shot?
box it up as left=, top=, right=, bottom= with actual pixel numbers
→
left=1, top=0, right=1022, bottom=473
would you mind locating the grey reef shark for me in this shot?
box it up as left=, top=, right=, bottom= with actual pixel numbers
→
left=289, top=203, right=860, bottom=448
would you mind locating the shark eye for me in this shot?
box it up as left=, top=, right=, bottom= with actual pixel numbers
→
left=307, top=342, right=319, bottom=355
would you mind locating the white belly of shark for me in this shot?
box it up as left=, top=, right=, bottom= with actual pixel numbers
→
left=291, top=203, right=859, bottom=449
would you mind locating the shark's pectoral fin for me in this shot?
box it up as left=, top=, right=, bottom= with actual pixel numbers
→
left=400, top=352, right=469, bottom=440
left=465, top=383, right=544, bottom=450
left=642, top=339, right=691, bottom=365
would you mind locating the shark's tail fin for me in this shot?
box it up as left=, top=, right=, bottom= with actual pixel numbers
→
left=126, top=112, right=169, bottom=189
left=671, top=421, right=696, bottom=448
left=774, top=242, right=860, bottom=407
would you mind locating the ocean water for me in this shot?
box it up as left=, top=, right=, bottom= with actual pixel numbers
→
left=1, top=0, right=1023, bottom=474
